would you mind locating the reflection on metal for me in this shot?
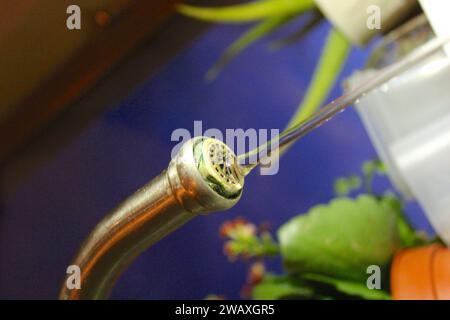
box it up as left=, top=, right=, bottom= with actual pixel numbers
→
left=59, top=137, right=244, bottom=299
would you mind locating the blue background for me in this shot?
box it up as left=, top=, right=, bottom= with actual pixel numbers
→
left=0, top=21, right=434, bottom=299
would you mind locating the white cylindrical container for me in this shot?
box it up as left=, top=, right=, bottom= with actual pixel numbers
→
left=347, top=15, right=450, bottom=244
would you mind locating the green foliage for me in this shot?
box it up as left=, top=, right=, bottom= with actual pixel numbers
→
left=226, top=231, right=279, bottom=259
left=269, top=11, right=322, bottom=50
left=252, top=273, right=391, bottom=300
left=285, top=29, right=351, bottom=130
left=179, top=1, right=351, bottom=148
left=221, top=218, right=279, bottom=260
left=278, top=28, right=351, bottom=156
left=361, top=159, right=385, bottom=193
left=278, top=195, right=401, bottom=282
left=362, top=159, right=386, bottom=176
left=334, top=175, right=362, bottom=196
left=300, top=273, right=391, bottom=300
left=334, top=160, right=386, bottom=196
left=206, top=15, right=293, bottom=81
left=178, top=0, right=316, bottom=79
left=381, top=193, right=428, bottom=247
left=252, top=274, right=315, bottom=299
left=215, top=160, right=433, bottom=299
left=177, top=0, right=315, bottom=23
left=180, top=0, right=430, bottom=300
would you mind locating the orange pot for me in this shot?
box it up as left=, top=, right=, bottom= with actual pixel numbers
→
left=391, top=244, right=450, bottom=300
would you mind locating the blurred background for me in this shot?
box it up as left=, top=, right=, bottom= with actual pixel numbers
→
left=0, top=0, right=434, bottom=299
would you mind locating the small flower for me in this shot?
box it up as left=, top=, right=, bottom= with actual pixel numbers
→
left=241, top=262, right=266, bottom=299
left=247, top=261, right=265, bottom=285
left=240, top=284, right=253, bottom=299
left=223, top=241, right=237, bottom=261
left=237, top=223, right=257, bottom=238
left=219, top=217, right=256, bottom=239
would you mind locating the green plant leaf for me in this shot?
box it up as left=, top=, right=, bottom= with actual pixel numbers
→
left=278, top=195, right=401, bottom=282
left=269, top=10, right=322, bottom=50
left=362, top=159, right=385, bottom=177
left=361, top=159, right=386, bottom=193
left=333, top=175, right=362, bottom=196
left=206, top=15, right=293, bottom=80
left=301, top=273, right=391, bottom=300
left=177, top=0, right=315, bottom=23
left=381, top=193, right=428, bottom=247
left=252, top=274, right=316, bottom=299
left=279, top=28, right=350, bottom=156
left=252, top=273, right=391, bottom=300
left=285, top=29, right=350, bottom=129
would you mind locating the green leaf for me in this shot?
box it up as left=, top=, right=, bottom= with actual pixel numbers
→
left=333, top=175, right=362, bottom=196
left=284, top=28, right=350, bottom=130
left=301, top=273, right=391, bottom=300
left=381, top=193, right=428, bottom=247
left=279, top=28, right=350, bottom=156
left=177, top=0, right=315, bottom=24
left=278, top=195, right=401, bottom=282
left=252, top=273, right=391, bottom=300
left=361, top=159, right=386, bottom=193
left=206, top=15, right=293, bottom=80
left=269, top=10, right=322, bottom=50
left=362, top=159, right=385, bottom=177
left=252, top=274, right=315, bottom=299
